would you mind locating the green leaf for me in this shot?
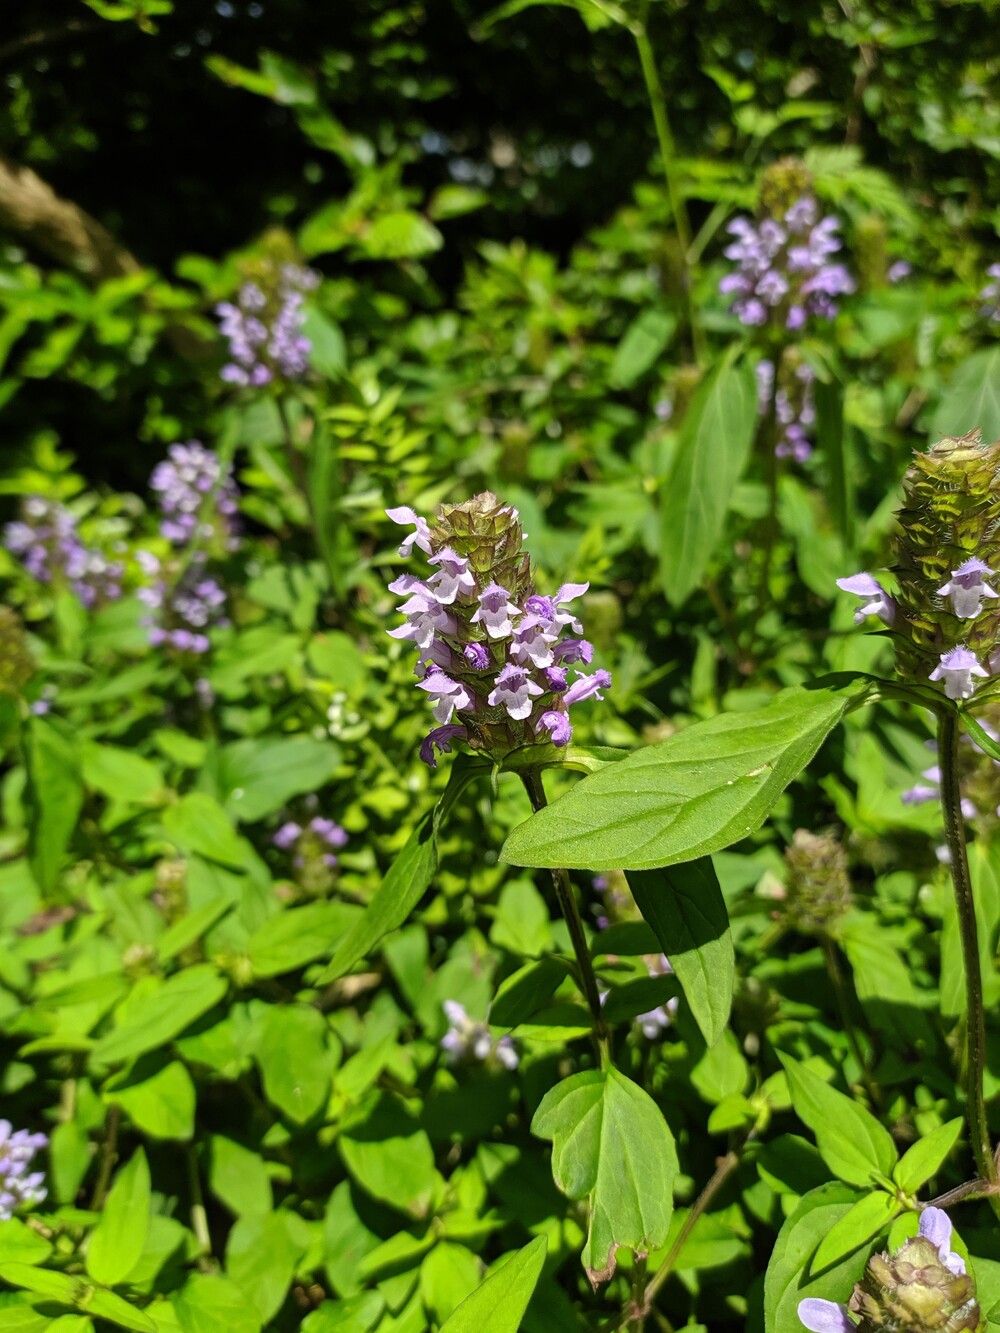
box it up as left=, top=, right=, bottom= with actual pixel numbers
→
left=103, top=1059, right=196, bottom=1140
left=247, top=901, right=362, bottom=977
left=339, top=1098, right=438, bottom=1216
left=215, top=736, right=340, bottom=823
left=362, top=212, right=443, bottom=260
left=302, top=1294, right=385, bottom=1332
left=659, top=357, right=758, bottom=606
left=531, top=1067, right=677, bottom=1285
left=80, top=1289, right=157, bottom=1333
left=893, top=1118, right=963, bottom=1193
left=609, top=309, right=677, bottom=389
left=224, top=1211, right=307, bottom=1325
left=208, top=1135, right=273, bottom=1217
left=420, top=1242, right=482, bottom=1324
left=0, top=1218, right=52, bottom=1265
left=811, top=1191, right=900, bottom=1271
left=438, top=1236, right=547, bottom=1333
left=763, top=1182, right=874, bottom=1333
left=86, top=1147, right=151, bottom=1286
left=93, top=966, right=227, bottom=1065
left=80, top=743, right=164, bottom=805
left=301, top=308, right=347, bottom=377
left=162, top=794, right=247, bottom=868
left=255, top=1005, right=334, bottom=1123
left=502, top=678, right=868, bottom=870
left=490, top=958, right=567, bottom=1027
left=172, top=1273, right=261, bottom=1333
left=23, top=715, right=83, bottom=892
left=931, top=347, right=1000, bottom=445
left=626, top=858, right=734, bottom=1046
left=317, top=756, right=485, bottom=982
left=780, top=1055, right=898, bottom=1186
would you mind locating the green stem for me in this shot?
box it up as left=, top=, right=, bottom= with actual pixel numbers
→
left=821, top=936, right=882, bottom=1113
left=938, top=708, right=1000, bottom=1211
left=631, top=6, right=704, bottom=364
left=277, top=394, right=343, bottom=601
left=89, top=1105, right=121, bottom=1210
left=520, top=770, right=611, bottom=1064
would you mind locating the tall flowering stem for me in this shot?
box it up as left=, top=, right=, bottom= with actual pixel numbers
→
left=938, top=708, right=998, bottom=1197
left=521, top=769, right=610, bottom=1061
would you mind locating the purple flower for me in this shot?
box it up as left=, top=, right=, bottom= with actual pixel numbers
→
left=797, top=1298, right=854, bottom=1332
left=0, top=1122, right=47, bottom=1221
left=563, top=669, right=612, bottom=707
left=420, top=724, right=466, bottom=768
left=463, top=642, right=490, bottom=670
left=417, top=672, right=474, bottom=724
left=980, top=262, right=1000, bottom=322
left=539, top=710, right=572, bottom=746
left=217, top=266, right=317, bottom=386
left=440, top=1000, right=519, bottom=1070
left=937, top=557, right=999, bottom=620
left=553, top=638, right=594, bottom=665
left=471, top=583, right=522, bottom=639
left=929, top=646, right=989, bottom=700
left=273, top=821, right=301, bottom=849
left=888, top=260, right=911, bottom=284
left=309, top=817, right=348, bottom=848
left=488, top=663, right=544, bottom=720
left=510, top=613, right=557, bottom=669
left=3, top=498, right=123, bottom=607
left=427, top=547, right=475, bottom=604
left=150, top=441, right=239, bottom=548
left=386, top=506, right=432, bottom=558
left=919, top=1206, right=966, bottom=1275
left=836, top=573, right=897, bottom=626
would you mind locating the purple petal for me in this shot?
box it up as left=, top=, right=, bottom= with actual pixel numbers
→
left=797, top=1298, right=854, bottom=1333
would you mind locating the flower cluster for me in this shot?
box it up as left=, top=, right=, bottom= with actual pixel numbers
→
left=149, top=441, right=239, bottom=546
left=799, top=1207, right=978, bottom=1332
left=720, top=194, right=854, bottom=331
left=780, top=829, right=853, bottom=934
left=0, top=1122, right=47, bottom=1221
left=217, top=263, right=318, bottom=387
left=756, top=357, right=817, bottom=462
left=440, top=1000, right=519, bottom=1071
left=386, top=493, right=611, bottom=766
left=137, top=553, right=228, bottom=656
left=839, top=431, right=1000, bottom=704
left=274, top=816, right=348, bottom=868
left=3, top=498, right=123, bottom=607
left=979, top=262, right=1000, bottom=323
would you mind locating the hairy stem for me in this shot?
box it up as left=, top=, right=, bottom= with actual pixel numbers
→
left=520, top=770, right=610, bottom=1064
left=938, top=708, right=1000, bottom=1213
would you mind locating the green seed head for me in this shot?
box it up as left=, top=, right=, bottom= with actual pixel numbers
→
left=759, top=157, right=814, bottom=216
left=430, top=492, right=532, bottom=597
left=850, top=1236, right=980, bottom=1333
left=783, top=829, right=853, bottom=934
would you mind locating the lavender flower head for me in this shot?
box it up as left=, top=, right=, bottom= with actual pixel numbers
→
left=3, top=498, right=123, bottom=608
left=273, top=816, right=348, bottom=870
left=0, top=1122, right=47, bottom=1220
left=836, top=573, right=897, bottom=626
left=149, top=442, right=239, bottom=548
left=137, top=551, right=228, bottom=656
left=756, top=357, right=817, bottom=463
left=440, top=1000, right=518, bottom=1071
left=387, top=493, right=612, bottom=766
left=721, top=193, right=854, bottom=330
left=217, top=263, right=318, bottom=387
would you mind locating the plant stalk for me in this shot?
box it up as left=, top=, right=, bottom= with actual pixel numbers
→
left=938, top=707, right=1000, bottom=1213
left=520, top=769, right=611, bottom=1064
left=631, top=5, right=704, bottom=364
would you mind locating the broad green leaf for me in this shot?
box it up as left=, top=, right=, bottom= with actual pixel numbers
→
left=156, top=898, right=233, bottom=963
left=86, top=1147, right=151, bottom=1286
left=247, top=901, right=362, bottom=978
left=24, top=715, right=83, bottom=891
left=301, top=308, right=347, bottom=377
left=626, top=858, right=733, bottom=1046
left=531, top=1067, right=677, bottom=1285
left=224, top=1211, right=307, bottom=1325
left=209, top=1135, right=273, bottom=1216
left=172, top=1273, right=261, bottom=1333
left=103, top=1060, right=196, bottom=1140
left=763, top=1182, right=873, bottom=1333
left=502, top=679, right=868, bottom=870
left=339, top=1097, right=438, bottom=1216
left=302, top=1294, right=385, bottom=1332
left=893, top=1118, right=963, bottom=1193
left=780, top=1055, right=897, bottom=1186
left=255, top=1005, right=334, bottom=1123
left=420, top=1242, right=482, bottom=1324
left=931, top=348, right=1000, bottom=444
left=80, top=1290, right=156, bottom=1333
left=362, top=211, right=443, bottom=260
left=162, top=794, right=247, bottom=869
left=659, top=357, right=758, bottom=606
left=438, top=1236, right=546, bottom=1333
left=811, top=1190, right=900, bottom=1271
left=490, top=958, right=567, bottom=1027
left=609, top=308, right=676, bottom=389
left=215, top=736, right=340, bottom=822
left=80, top=743, right=164, bottom=805
left=93, top=966, right=227, bottom=1065
left=0, top=1218, right=52, bottom=1265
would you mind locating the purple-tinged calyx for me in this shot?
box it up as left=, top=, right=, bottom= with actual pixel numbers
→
left=836, top=572, right=897, bottom=626
left=937, top=556, right=999, bottom=620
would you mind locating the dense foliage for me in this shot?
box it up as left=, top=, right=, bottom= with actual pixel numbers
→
left=3, top=1, right=1000, bottom=1330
